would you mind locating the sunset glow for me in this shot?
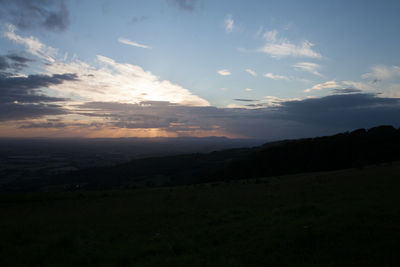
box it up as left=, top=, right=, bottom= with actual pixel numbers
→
left=1, top=0, right=400, bottom=139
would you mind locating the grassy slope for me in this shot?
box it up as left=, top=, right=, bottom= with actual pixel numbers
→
left=1, top=163, right=400, bottom=266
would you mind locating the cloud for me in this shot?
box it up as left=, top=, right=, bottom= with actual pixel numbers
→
left=245, top=88, right=253, bottom=91
left=4, top=27, right=400, bottom=139
left=305, top=81, right=340, bottom=93
left=6, top=53, right=33, bottom=64
left=0, top=72, right=76, bottom=104
left=0, top=56, right=9, bottom=70
left=258, top=30, right=322, bottom=59
left=217, top=69, right=231, bottom=76
left=293, top=62, right=322, bottom=76
left=0, top=102, right=66, bottom=122
left=225, top=14, right=234, bottom=33
left=0, top=72, right=75, bottom=121
left=234, top=99, right=257, bottom=102
left=4, top=25, right=58, bottom=62
left=332, top=88, right=363, bottom=94
left=304, top=77, right=397, bottom=97
left=3, top=29, right=209, bottom=108
left=0, top=0, right=69, bottom=32
left=245, top=69, right=257, bottom=77
left=118, top=37, right=151, bottom=49
left=263, top=30, right=278, bottom=42
left=167, top=0, right=201, bottom=11
left=75, top=101, right=227, bottom=133
left=278, top=93, right=400, bottom=130
left=70, top=93, right=400, bottom=139
left=76, top=100, right=289, bottom=138
left=362, top=65, right=400, bottom=81
left=264, top=73, right=289, bottom=80
left=262, top=96, right=293, bottom=107
left=20, top=122, right=68, bottom=129
left=4, top=90, right=400, bottom=139
left=341, top=80, right=375, bottom=92
left=0, top=53, right=34, bottom=70
left=44, top=55, right=210, bottom=107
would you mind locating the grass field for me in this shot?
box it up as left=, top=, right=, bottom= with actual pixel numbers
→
left=1, top=163, right=400, bottom=266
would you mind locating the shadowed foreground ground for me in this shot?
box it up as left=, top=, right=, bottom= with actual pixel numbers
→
left=1, top=162, right=400, bottom=266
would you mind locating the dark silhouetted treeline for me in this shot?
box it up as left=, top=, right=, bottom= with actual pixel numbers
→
left=212, top=125, right=400, bottom=181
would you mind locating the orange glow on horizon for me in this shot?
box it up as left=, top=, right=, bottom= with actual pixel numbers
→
left=0, top=124, right=244, bottom=139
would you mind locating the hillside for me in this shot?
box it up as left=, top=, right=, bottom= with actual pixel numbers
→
left=1, top=162, right=400, bottom=266
left=215, top=125, right=400, bottom=181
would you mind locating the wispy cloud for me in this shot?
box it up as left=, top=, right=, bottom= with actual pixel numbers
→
left=217, top=69, right=231, bottom=76
left=264, top=73, right=289, bottom=80
left=245, top=88, right=253, bottom=91
left=245, top=69, right=257, bottom=77
left=293, top=62, right=322, bottom=76
left=263, top=30, right=278, bottom=42
left=304, top=77, right=394, bottom=96
left=304, top=81, right=341, bottom=93
left=341, top=80, right=375, bottom=92
left=362, top=65, right=400, bottom=81
left=118, top=38, right=151, bottom=49
left=4, top=24, right=58, bottom=62
left=258, top=30, right=321, bottom=59
left=225, top=14, right=234, bottom=33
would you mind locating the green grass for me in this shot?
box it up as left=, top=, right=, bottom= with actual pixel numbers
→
left=1, top=163, right=400, bottom=266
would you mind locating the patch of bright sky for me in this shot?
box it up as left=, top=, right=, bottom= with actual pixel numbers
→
left=1, top=0, right=400, bottom=107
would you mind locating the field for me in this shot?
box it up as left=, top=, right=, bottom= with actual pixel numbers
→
left=1, top=162, right=400, bottom=266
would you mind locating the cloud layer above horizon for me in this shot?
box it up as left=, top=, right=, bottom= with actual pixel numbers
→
left=1, top=0, right=400, bottom=139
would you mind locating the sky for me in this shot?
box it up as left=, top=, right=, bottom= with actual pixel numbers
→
left=1, top=0, right=400, bottom=139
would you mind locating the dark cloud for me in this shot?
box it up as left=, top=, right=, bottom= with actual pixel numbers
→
left=74, top=93, right=400, bottom=139
left=0, top=56, right=9, bottom=70
left=0, top=102, right=66, bottom=121
left=0, top=53, right=34, bottom=71
left=167, top=0, right=202, bottom=11
left=6, top=54, right=35, bottom=64
left=0, top=72, right=76, bottom=121
left=17, top=121, right=91, bottom=128
left=76, top=101, right=232, bottom=130
left=20, top=122, right=67, bottom=128
left=0, top=0, right=69, bottom=32
left=234, top=99, right=257, bottom=102
left=278, top=93, right=400, bottom=130
left=0, top=72, right=77, bottom=104
left=281, top=93, right=399, bottom=112
left=19, top=121, right=102, bottom=129
left=332, top=88, right=362, bottom=94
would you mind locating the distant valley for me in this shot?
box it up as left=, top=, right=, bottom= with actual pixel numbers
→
left=1, top=125, right=399, bottom=193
